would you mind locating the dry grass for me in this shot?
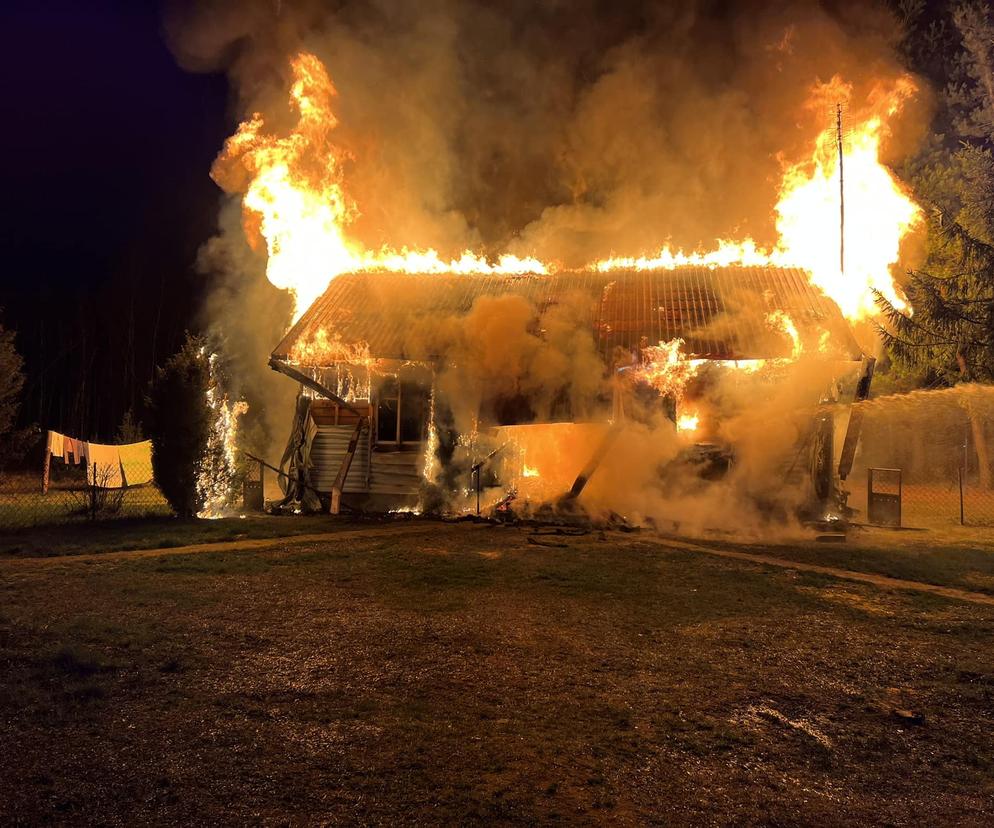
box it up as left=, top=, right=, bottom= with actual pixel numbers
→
left=1, top=522, right=993, bottom=824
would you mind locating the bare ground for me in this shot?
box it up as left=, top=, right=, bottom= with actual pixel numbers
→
left=1, top=522, right=993, bottom=825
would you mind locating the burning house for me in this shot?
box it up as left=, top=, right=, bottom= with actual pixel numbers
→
left=202, top=50, right=923, bottom=528
left=268, top=265, right=869, bottom=524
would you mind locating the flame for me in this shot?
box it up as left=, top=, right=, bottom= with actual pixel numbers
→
left=214, top=54, right=547, bottom=321
left=635, top=338, right=700, bottom=399
left=214, top=54, right=359, bottom=322
left=361, top=249, right=547, bottom=277
left=290, top=328, right=373, bottom=366
left=676, top=411, right=700, bottom=432
left=775, top=76, right=920, bottom=319
left=197, top=352, right=248, bottom=518
left=632, top=315, right=812, bottom=412
left=597, top=76, right=921, bottom=322
left=217, top=52, right=920, bottom=326
left=522, top=463, right=540, bottom=478
left=597, top=239, right=774, bottom=272
left=765, top=310, right=802, bottom=360
left=422, top=387, right=440, bottom=484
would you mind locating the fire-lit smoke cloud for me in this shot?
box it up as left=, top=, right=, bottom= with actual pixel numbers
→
left=167, top=0, right=923, bottom=276
left=164, top=0, right=927, bottom=462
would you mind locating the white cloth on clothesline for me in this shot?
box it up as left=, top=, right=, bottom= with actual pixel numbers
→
left=118, top=441, right=153, bottom=486
left=48, top=431, right=64, bottom=458
left=85, top=443, right=123, bottom=488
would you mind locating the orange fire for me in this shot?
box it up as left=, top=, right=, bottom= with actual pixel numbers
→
left=289, top=328, right=373, bottom=367
left=597, top=76, right=921, bottom=321
left=635, top=338, right=701, bottom=399
left=214, top=53, right=544, bottom=321
left=775, top=76, right=920, bottom=319
left=197, top=351, right=248, bottom=518
left=216, top=52, right=921, bottom=325
left=676, top=411, right=700, bottom=433
left=765, top=311, right=802, bottom=360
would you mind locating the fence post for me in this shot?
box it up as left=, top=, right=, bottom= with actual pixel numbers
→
left=90, top=461, right=98, bottom=521
left=959, top=466, right=966, bottom=526
left=42, top=431, right=52, bottom=495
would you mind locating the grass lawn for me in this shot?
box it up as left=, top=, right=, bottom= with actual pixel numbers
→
left=720, top=524, right=994, bottom=596
left=0, top=484, right=172, bottom=529
left=2, top=522, right=993, bottom=824
left=0, top=513, right=410, bottom=557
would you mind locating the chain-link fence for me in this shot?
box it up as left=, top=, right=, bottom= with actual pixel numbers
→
left=844, top=386, right=994, bottom=529
left=0, top=457, right=171, bottom=529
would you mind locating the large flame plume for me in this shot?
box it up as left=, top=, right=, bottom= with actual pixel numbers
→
left=215, top=53, right=921, bottom=325
left=774, top=76, right=920, bottom=319
left=597, top=76, right=921, bottom=321
left=214, top=53, right=544, bottom=321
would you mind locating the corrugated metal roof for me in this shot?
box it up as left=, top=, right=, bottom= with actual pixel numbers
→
left=272, top=267, right=862, bottom=363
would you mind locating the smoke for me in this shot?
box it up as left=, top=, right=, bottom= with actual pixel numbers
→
left=517, top=352, right=849, bottom=536
left=163, top=0, right=924, bottom=508
left=851, top=384, right=994, bottom=486
left=381, top=283, right=856, bottom=532
left=400, top=291, right=606, bottom=435
left=167, top=0, right=916, bottom=264
left=195, top=198, right=297, bottom=461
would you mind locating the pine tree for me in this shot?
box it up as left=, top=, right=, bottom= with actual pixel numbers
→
left=115, top=407, right=145, bottom=444
left=882, top=0, right=994, bottom=378
left=146, top=335, right=212, bottom=517
left=0, top=317, right=25, bottom=438
left=0, top=313, right=33, bottom=470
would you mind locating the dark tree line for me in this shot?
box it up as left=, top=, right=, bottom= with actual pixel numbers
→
left=0, top=2, right=229, bottom=452
left=0, top=314, right=31, bottom=470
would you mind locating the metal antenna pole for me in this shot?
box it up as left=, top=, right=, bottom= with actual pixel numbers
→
left=837, top=103, right=845, bottom=276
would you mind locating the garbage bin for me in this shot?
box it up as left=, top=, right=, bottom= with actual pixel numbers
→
left=867, top=467, right=901, bottom=527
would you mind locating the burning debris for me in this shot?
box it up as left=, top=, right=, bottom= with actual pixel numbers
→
left=636, top=339, right=700, bottom=401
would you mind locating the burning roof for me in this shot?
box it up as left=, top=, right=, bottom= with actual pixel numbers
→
left=272, top=266, right=862, bottom=366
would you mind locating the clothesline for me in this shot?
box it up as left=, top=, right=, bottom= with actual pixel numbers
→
left=43, top=430, right=154, bottom=492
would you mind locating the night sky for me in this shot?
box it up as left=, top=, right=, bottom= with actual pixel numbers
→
left=1, top=0, right=229, bottom=442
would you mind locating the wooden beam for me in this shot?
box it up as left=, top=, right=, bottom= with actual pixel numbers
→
left=562, top=424, right=623, bottom=501
left=330, top=416, right=367, bottom=515
left=268, top=357, right=364, bottom=417
left=837, top=356, right=875, bottom=481
left=42, top=430, right=52, bottom=494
